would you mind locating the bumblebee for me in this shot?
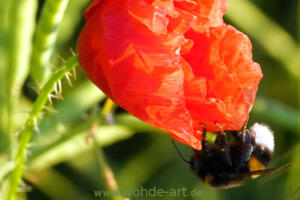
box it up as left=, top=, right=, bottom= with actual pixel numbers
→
left=173, top=122, right=289, bottom=188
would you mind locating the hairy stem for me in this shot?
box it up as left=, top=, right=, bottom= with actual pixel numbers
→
left=6, top=55, right=78, bottom=200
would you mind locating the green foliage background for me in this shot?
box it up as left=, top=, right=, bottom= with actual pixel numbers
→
left=0, top=0, right=300, bottom=199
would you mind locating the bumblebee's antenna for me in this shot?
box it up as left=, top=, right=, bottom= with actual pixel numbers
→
left=171, top=140, right=191, bottom=164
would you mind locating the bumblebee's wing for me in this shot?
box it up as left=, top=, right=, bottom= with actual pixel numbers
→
left=227, top=163, right=291, bottom=179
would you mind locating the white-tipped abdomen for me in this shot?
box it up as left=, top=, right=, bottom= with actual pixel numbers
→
left=250, top=123, right=274, bottom=152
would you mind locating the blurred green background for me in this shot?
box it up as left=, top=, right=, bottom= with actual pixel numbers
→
left=0, top=0, right=300, bottom=199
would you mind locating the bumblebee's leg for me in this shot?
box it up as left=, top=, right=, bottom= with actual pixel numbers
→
left=213, top=122, right=232, bottom=167
left=229, top=118, right=248, bottom=140
left=198, top=123, right=208, bottom=151
left=242, top=117, right=249, bottom=132
left=191, top=123, right=208, bottom=176
left=214, top=122, right=226, bottom=146
left=235, top=129, right=254, bottom=170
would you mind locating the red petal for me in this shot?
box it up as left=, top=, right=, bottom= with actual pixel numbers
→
left=78, top=0, right=261, bottom=150
left=182, top=25, right=263, bottom=132
left=127, top=0, right=179, bottom=35
left=78, top=0, right=202, bottom=149
left=84, top=0, right=102, bottom=20
left=174, top=0, right=228, bottom=32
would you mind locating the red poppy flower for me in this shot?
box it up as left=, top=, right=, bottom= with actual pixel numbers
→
left=77, top=0, right=263, bottom=150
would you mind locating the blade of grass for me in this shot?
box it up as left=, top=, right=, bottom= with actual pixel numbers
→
left=6, top=55, right=78, bottom=200
left=284, top=144, right=300, bottom=200
left=28, top=124, right=134, bottom=171
left=252, top=97, right=300, bottom=138
left=91, top=98, right=125, bottom=200
left=56, top=0, right=90, bottom=46
left=298, top=0, right=300, bottom=43
left=0, top=0, right=10, bottom=133
left=7, top=0, right=38, bottom=157
left=91, top=123, right=125, bottom=200
left=116, top=135, right=176, bottom=190
left=26, top=168, right=88, bottom=200
left=30, top=0, right=70, bottom=88
left=0, top=162, right=14, bottom=185
left=28, top=100, right=127, bottom=199
left=26, top=114, right=164, bottom=171
left=28, top=113, right=163, bottom=169
left=0, top=0, right=11, bottom=157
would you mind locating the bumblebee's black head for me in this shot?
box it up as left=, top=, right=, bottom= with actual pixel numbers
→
left=189, top=123, right=278, bottom=188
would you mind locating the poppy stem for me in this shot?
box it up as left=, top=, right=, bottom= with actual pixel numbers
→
left=90, top=121, right=126, bottom=200
left=5, top=55, right=78, bottom=200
